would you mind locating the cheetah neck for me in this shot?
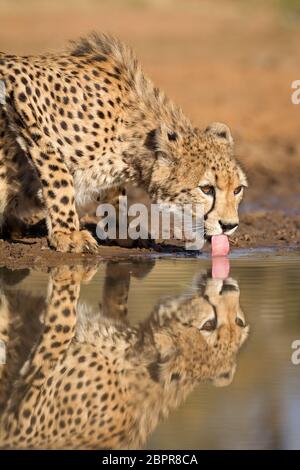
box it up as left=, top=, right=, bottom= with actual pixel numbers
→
left=118, top=92, right=194, bottom=188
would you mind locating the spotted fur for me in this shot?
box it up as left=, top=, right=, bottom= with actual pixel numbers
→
left=0, top=264, right=249, bottom=449
left=0, top=34, right=247, bottom=252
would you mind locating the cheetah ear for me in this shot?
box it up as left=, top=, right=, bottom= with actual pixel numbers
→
left=205, top=122, right=233, bottom=145
left=147, top=332, right=177, bottom=384
left=145, top=126, right=177, bottom=165
left=154, top=150, right=172, bottom=167
left=153, top=332, right=175, bottom=359
left=213, top=364, right=236, bottom=387
left=0, top=267, right=30, bottom=286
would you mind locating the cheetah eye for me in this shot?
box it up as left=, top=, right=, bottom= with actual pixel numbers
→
left=234, top=185, right=243, bottom=195
left=199, top=318, right=217, bottom=332
left=200, top=185, right=215, bottom=196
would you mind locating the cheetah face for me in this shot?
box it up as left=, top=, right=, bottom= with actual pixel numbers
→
left=147, top=123, right=247, bottom=240
left=190, top=275, right=248, bottom=386
left=152, top=271, right=249, bottom=387
left=192, top=274, right=249, bottom=387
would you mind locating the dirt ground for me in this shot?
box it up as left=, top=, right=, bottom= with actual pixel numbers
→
left=0, top=0, right=299, bottom=268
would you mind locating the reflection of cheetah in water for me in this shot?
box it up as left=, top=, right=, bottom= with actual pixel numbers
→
left=0, top=264, right=249, bottom=449
left=0, top=34, right=247, bottom=252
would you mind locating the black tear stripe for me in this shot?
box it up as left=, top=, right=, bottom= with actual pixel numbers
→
left=221, top=283, right=238, bottom=294
left=211, top=304, right=218, bottom=325
left=204, top=192, right=216, bottom=221
left=204, top=297, right=218, bottom=328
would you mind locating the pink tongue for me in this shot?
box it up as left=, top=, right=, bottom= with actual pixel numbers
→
left=212, top=257, right=230, bottom=279
left=211, top=234, right=230, bottom=257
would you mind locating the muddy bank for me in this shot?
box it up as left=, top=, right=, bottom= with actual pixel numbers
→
left=0, top=209, right=298, bottom=270
left=1, top=139, right=299, bottom=270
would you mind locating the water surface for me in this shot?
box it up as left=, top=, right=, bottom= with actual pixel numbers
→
left=0, top=254, right=299, bottom=449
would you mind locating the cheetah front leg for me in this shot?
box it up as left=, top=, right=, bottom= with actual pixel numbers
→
left=37, top=140, right=97, bottom=252
left=18, top=131, right=98, bottom=253
left=0, top=90, right=97, bottom=253
left=0, top=109, right=10, bottom=231
left=17, top=265, right=95, bottom=385
left=0, top=265, right=98, bottom=444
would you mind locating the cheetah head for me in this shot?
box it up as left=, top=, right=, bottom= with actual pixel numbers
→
left=147, top=271, right=249, bottom=387
left=146, top=122, right=247, bottom=240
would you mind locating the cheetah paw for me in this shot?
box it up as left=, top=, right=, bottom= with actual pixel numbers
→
left=49, top=230, right=98, bottom=253
left=51, top=264, right=99, bottom=283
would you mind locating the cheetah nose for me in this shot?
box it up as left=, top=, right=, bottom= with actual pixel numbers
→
left=219, top=221, right=238, bottom=233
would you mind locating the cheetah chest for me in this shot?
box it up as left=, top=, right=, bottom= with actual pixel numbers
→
left=72, top=155, right=129, bottom=208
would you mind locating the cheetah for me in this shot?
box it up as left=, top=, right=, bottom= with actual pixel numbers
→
left=0, top=263, right=249, bottom=449
left=0, top=34, right=247, bottom=252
